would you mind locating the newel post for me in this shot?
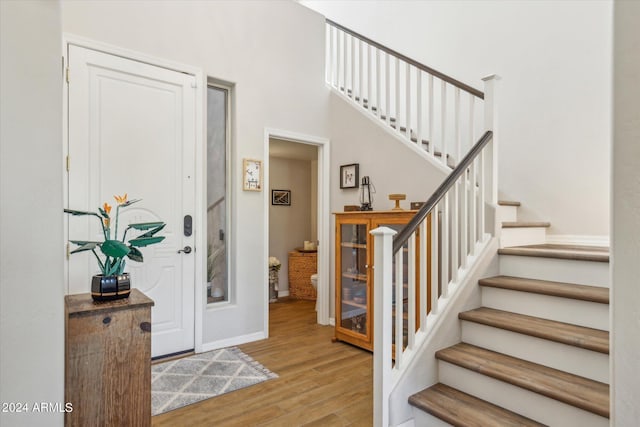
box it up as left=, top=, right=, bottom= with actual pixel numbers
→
left=371, top=226, right=396, bottom=427
left=482, top=74, right=500, bottom=234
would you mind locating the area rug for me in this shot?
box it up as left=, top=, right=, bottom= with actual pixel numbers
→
left=151, top=347, right=278, bottom=415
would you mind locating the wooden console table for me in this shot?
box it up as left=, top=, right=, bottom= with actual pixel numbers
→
left=65, top=289, right=154, bottom=426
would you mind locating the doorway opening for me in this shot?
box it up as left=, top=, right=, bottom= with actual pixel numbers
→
left=264, top=130, right=330, bottom=330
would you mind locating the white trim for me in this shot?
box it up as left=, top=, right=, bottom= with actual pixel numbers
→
left=276, top=290, right=290, bottom=298
left=545, top=234, right=610, bottom=247
left=62, top=33, right=206, bottom=354
left=329, top=317, right=336, bottom=326
left=199, top=331, right=267, bottom=353
left=263, top=128, right=331, bottom=338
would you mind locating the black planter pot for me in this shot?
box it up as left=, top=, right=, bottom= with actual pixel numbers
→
left=91, top=273, right=131, bottom=301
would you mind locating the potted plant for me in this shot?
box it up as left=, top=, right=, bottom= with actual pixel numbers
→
left=268, top=256, right=281, bottom=303
left=65, top=193, right=166, bottom=301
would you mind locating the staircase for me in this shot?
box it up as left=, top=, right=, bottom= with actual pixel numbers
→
left=408, top=202, right=610, bottom=427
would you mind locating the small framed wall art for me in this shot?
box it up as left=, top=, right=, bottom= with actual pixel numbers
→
left=243, top=158, right=262, bottom=191
left=271, top=189, right=291, bottom=206
left=340, top=163, right=359, bottom=189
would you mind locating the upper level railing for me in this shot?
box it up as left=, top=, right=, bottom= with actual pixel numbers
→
left=326, top=19, right=486, bottom=169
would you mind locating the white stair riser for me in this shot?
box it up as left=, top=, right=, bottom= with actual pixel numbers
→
left=411, top=408, right=452, bottom=427
left=500, top=227, right=547, bottom=248
left=461, top=321, right=609, bottom=383
left=481, top=287, right=610, bottom=331
left=499, top=255, right=610, bottom=287
left=439, top=361, right=609, bottom=427
left=497, top=205, right=518, bottom=223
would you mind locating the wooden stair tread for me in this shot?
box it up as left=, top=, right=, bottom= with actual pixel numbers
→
left=479, top=275, right=609, bottom=303
left=498, top=244, right=609, bottom=262
left=409, top=383, right=546, bottom=427
left=502, top=221, right=551, bottom=228
left=498, top=200, right=521, bottom=206
left=459, top=307, right=609, bottom=354
left=436, top=343, right=609, bottom=418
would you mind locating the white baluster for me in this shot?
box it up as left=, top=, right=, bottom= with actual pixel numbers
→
left=406, top=64, right=411, bottom=139
left=451, top=179, right=459, bottom=283
left=385, top=53, right=391, bottom=126
left=407, top=233, right=416, bottom=349
left=367, top=44, right=372, bottom=112
left=430, top=207, right=439, bottom=314
left=417, top=70, right=423, bottom=148
left=375, top=49, right=381, bottom=118
left=428, top=75, right=434, bottom=155
left=461, top=167, right=468, bottom=269
left=469, top=159, right=477, bottom=253
left=395, top=58, right=400, bottom=132
left=371, top=226, right=395, bottom=427
left=455, top=87, right=461, bottom=163
left=441, top=193, right=449, bottom=297
left=351, top=35, right=355, bottom=98
left=337, top=30, right=343, bottom=91
left=468, top=95, right=475, bottom=160
left=482, top=75, right=500, bottom=235
left=441, top=81, right=447, bottom=166
left=326, top=25, right=331, bottom=85
left=359, top=39, right=364, bottom=106
left=343, top=32, right=348, bottom=94
left=479, top=148, right=486, bottom=241
left=395, top=249, right=403, bottom=366
left=419, top=219, right=428, bottom=331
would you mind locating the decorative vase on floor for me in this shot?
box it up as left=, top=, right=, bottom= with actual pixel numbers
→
left=91, top=273, right=131, bottom=301
left=269, top=268, right=279, bottom=303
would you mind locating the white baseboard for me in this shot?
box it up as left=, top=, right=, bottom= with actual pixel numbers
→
left=546, top=234, right=610, bottom=247
left=277, top=290, right=290, bottom=297
left=329, top=317, right=335, bottom=326
left=199, top=331, right=266, bottom=353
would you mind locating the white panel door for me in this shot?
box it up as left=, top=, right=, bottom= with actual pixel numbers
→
left=67, top=45, right=196, bottom=357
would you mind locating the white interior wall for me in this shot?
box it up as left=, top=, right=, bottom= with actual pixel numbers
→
left=329, top=92, right=448, bottom=318
left=0, top=1, right=64, bottom=426
left=60, top=0, right=329, bottom=347
left=612, top=1, right=640, bottom=424
left=302, top=0, right=612, bottom=239
left=269, top=156, right=314, bottom=295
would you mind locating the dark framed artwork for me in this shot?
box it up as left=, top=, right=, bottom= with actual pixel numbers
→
left=340, top=163, right=359, bottom=189
left=271, top=189, right=291, bottom=206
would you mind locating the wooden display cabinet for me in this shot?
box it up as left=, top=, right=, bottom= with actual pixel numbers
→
left=334, top=210, right=430, bottom=352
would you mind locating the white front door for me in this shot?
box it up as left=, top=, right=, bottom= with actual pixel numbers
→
left=66, top=45, right=196, bottom=357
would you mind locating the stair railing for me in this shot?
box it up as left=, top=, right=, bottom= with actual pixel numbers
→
left=326, top=19, right=485, bottom=168
left=371, top=75, right=499, bottom=426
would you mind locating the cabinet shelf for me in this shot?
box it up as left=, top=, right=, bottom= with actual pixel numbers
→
left=342, top=298, right=367, bottom=309
left=342, top=272, right=367, bottom=281
left=341, top=242, right=367, bottom=249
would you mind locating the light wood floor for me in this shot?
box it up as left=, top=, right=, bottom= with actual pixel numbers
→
left=152, top=298, right=373, bottom=426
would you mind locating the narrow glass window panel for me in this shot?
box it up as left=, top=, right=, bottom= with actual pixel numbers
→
left=207, top=84, right=228, bottom=303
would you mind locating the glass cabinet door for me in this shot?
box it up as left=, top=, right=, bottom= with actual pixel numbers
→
left=339, top=223, right=368, bottom=337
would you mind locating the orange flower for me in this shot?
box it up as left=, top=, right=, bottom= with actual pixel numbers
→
left=103, top=218, right=110, bottom=227
left=114, top=193, right=128, bottom=205
left=103, top=202, right=112, bottom=215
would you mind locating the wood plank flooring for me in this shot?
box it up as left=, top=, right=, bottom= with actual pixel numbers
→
left=152, top=299, right=373, bottom=426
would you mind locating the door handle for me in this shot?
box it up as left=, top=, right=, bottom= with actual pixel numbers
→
left=177, top=246, right=192, bottom=254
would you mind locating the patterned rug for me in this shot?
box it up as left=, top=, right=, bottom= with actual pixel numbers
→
left=152, top=347, right=278, bottom=415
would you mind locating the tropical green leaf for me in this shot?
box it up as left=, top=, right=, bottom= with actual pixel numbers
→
left=64, top=209, right=99, bottom=216
left=70, top=242, right=99, bottom=254
left=70, top=240, right=100, bottom=246
left=137, top=224, right=166, bottom=239
left=128, top=236, right=165, bottom=247
left=121, top=198, right=141, bottom=208
left=126, top=246, right=144, bottom=262
left=128, top=222, right=164, bottom=231
left=100, top=239, right=131, bottom=258
left=98, top=207, right=110, bottom=218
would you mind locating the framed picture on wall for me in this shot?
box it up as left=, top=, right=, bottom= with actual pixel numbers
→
left=272, top=189, right=291, bottom=206
left=243, top=158, right=262, bottom=191
left=340, top=163, right=359, bottom=189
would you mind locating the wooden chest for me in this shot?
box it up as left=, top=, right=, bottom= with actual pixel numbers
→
left=65, top=289, right=154, bottom=426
